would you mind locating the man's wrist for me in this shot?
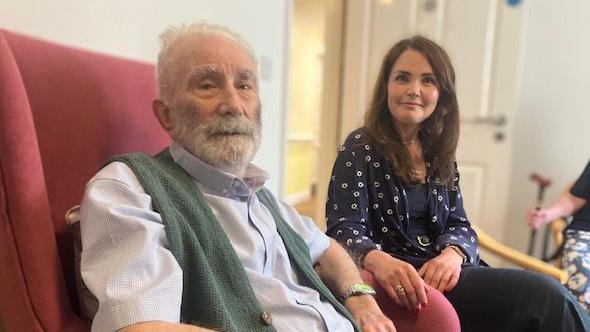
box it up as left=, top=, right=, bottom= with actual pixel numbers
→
left=340, top=283, right=376, bottom=303
left=343, top=291, right=379, bottom=310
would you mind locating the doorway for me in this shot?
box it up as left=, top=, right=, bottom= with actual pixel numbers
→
left=285, top=0, right=344, bottom=230
left=338, top=0, right=528, bottom=266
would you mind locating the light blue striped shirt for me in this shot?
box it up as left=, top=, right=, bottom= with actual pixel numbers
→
left=80, top=142, right=354, bottom=332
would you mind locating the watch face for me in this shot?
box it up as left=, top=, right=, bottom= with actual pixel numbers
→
left=353, top=284, right=375, bottom=293
left=341, top=283, right=376, bottom=302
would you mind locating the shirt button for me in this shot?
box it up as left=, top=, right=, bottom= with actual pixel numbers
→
left=261, top=310, right=272, bottom=325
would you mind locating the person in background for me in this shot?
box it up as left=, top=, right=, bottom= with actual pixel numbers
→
left=527, top=159, right=590, bottom=313
left=326, top=35, right=590, bottom=331
left=80, top=22, right=395, bottom=332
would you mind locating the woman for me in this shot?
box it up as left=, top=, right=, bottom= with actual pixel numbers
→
left=326, top=36, right=590, bottom=331
left=527, top=160, right=590, bottom=312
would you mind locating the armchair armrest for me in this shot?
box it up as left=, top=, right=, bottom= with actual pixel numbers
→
left=360, top=269, right=460, bottom=332
left=472, top=225, right=567, bottom=283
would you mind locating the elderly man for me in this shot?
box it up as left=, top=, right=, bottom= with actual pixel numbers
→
left=80, top=22, right=395, bottom=332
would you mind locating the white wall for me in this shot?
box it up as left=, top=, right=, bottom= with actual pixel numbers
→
left=504, top=0, right=590, bottom=252
left=0, top=0, right=289, bottom=194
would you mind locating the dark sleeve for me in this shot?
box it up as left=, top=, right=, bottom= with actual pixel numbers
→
left=434, top=165, right=480, bottom=265
left=571, top=160, right=590, bottom=200
left=326, top=135, right=378, bottom=263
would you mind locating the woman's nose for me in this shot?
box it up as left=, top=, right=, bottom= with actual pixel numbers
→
left=407, top=81, right=421, bottom=97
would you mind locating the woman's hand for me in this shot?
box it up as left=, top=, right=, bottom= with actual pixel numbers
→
left=418, top=247, right=462, bottom=293
left=526, top=184, right=587, bottom=230
left=363, top=250, right=428, bottom=312
left=526, top=208, right=549, bottom=229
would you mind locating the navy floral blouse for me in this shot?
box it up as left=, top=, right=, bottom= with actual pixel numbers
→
left=326, top=128, right=480, bottom=268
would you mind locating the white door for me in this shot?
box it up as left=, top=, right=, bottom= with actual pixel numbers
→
left=339, top=0, right=528, bottom=266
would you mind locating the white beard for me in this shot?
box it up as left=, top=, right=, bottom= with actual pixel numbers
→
left=173, top=107, right=262, bottom=176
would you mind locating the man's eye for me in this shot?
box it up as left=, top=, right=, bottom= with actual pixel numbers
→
left=199, top=83, right=215, bottom=90
left=238, top=82, right=253, bottom=90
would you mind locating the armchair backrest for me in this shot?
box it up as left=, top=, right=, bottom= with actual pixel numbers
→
left=0, top=29, right=170, bottom=332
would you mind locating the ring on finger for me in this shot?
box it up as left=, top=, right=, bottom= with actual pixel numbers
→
left=395, top=285, right=405, bottom=295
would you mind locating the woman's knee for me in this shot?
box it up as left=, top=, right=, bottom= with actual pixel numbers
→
left=520, top=270, right=571, bottom=299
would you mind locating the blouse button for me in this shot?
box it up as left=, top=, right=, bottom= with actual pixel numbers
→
left=261, top=311, right=273, bottom=325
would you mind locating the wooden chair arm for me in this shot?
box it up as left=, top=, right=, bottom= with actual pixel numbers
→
left=472, top=225, right=567, bottom=284
left=549, top=218, right=567, bottom=247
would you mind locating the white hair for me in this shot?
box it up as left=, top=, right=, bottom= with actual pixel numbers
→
left=155, top=21, right=258, bottom=103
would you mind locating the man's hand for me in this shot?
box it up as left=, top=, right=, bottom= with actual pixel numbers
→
left=314, top=241, right=397, bottom=330
left=418, top=247, right=462, bottom=293
left=345, top=295, right=396, bottom=332
left=363, top=250, right=428, bottom=312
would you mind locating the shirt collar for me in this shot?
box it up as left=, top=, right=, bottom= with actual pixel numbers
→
left=168, top=142, right=269, bottom=198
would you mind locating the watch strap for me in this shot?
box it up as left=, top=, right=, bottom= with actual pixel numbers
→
left=446, top=245, right=467, bottom=264
left=340, top=283, right=376, bottom=303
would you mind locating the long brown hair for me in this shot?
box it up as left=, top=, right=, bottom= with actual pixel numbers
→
left=364, top=35, right=459, bottom=186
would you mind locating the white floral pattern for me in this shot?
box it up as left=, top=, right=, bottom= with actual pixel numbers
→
left=563, top=230, right=590, bottom=314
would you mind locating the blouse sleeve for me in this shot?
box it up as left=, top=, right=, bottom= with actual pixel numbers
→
left=434, top=165, right=480, bottom=265
left=571, top=160, right=590, bottom=200
left=326, top=136, right=378, bottom=264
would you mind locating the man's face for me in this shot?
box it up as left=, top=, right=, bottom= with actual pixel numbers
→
left=165, top=34, right=262, bottom=171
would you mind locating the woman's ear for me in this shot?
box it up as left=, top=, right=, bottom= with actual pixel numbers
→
left=152, top=99, right=175, bottom=133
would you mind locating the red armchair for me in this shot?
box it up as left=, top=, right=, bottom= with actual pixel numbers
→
left=0, top=29, right=169, bottom=332
left=0, top=29, right=459, bottom=332
left=361, top=270, right=460, bottom=332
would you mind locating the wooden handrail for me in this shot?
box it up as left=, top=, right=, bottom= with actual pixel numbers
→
left=472, top=225, right=567, bottom=284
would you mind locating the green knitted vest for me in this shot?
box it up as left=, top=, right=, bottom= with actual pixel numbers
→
left=109, top=150, right=358, bottom=332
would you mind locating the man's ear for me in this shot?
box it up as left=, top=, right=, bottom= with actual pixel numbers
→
left=152, top=99, right=175, bottom=134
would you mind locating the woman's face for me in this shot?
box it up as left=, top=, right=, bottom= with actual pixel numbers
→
left=387, top=49, right=439, bottom=132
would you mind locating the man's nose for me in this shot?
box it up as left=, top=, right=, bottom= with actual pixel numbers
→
left=218, top=86, right=244, bottom=116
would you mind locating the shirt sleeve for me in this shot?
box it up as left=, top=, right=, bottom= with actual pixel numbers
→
left=273, top=197, right=331, bottom=264
left=434, top=165, right=480, bottom=265
left=571, top=160, right=590, bottom=200
left=325, top=136, right=378, bottom=264
left=80, top=162, right=183, bottom=332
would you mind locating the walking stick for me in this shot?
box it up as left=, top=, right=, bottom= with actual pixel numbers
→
left=528, top=173, right=552, bottom=257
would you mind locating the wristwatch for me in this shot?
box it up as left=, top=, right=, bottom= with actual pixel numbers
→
left=446, top=245, right=467, bottom=264
left=340, top=283, right=376, bottom=303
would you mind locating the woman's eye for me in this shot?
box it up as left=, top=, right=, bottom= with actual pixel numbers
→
left=423, top=76, right=437, bottom=85
left=394, top=74, right=409, bottom=82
